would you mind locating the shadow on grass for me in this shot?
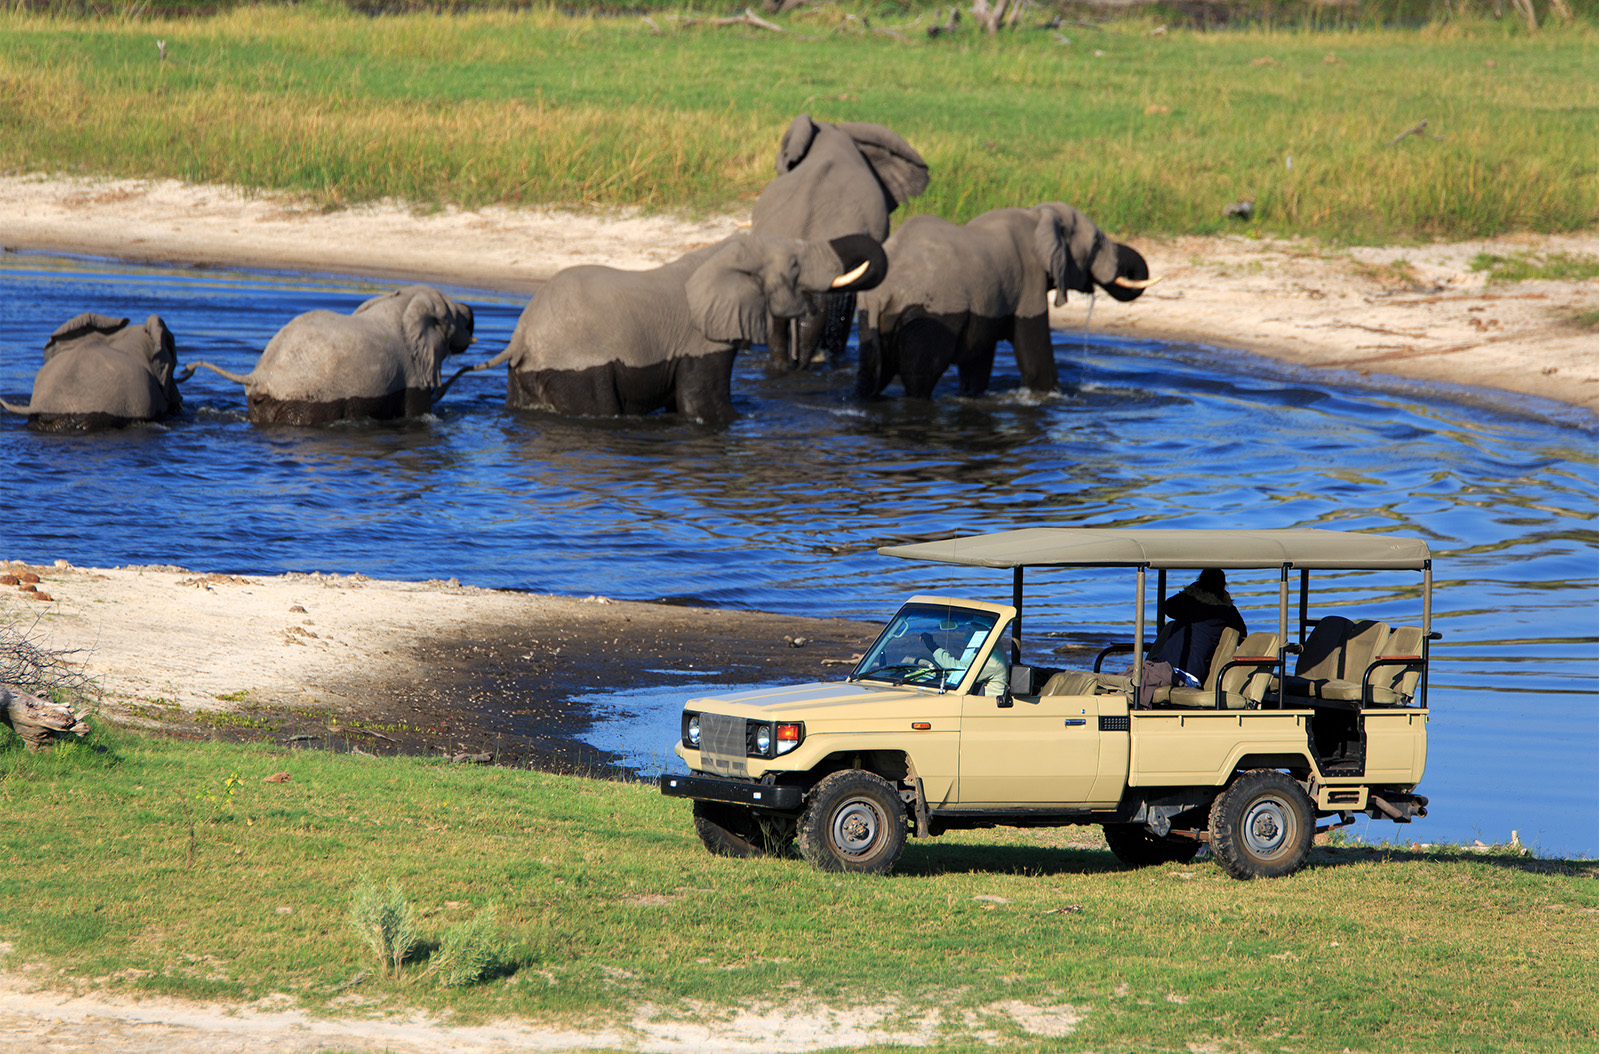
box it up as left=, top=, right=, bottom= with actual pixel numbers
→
left=1305, top=843, right=1598, bottom=878
left=894, top=841, right=1127, bottom=878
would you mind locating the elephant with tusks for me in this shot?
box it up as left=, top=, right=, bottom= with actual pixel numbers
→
left=857, top=203, right=1160, bottom=400
left=1, top=313, right=185, bottom=432
left=473, top=231, right=887, bottom=427
left=750, top=114, right=929, bottom=370
left=190, top=285, right=474, bottom=426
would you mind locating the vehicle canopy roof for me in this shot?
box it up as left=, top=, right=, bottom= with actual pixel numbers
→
left=879, top=528, right=1430, bottom=572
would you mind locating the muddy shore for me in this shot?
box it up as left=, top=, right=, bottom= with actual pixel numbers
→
left=0, top=559, right=883, bottom=771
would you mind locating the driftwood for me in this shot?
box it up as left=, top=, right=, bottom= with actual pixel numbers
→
left=927, top=6, right=961, bottom=36
left=0, top=685, right=89, bottom=751
left=673, top=8, right=788, bottom=32
left=971, top=0, right=1033, bottom=33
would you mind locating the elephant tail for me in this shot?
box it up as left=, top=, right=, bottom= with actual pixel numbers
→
left=0, top=398, right=30, bottom=415
left=188, top=361, right=253, bottom=385
left=432, top=345, right=515, bottom=403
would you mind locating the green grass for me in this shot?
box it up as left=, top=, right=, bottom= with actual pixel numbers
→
left=1470, top=249, right=1600, bottom=283
left=0, top=6, right=1594, bottom=242
left=0, top=721, right=1592, bottom=1051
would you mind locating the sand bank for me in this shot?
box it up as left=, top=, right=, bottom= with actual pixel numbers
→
left=2, top=174, right=1595, bottom=414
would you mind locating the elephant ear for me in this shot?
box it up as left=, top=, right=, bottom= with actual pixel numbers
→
left=43, top=313, right=129, bottom=360
left=686, top=236, right=772, bottom=345
left=775, top=114, right=820, bottom=175
left=836, top=122, right=930, bottom=208
left=401, top=287, right=453, bottom=381
left=1034, top=207, right=1085, bottom=308
left=140, top=316, right=182, bottom=406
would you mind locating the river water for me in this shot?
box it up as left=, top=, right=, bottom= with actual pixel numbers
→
left=2, top=251, right=1595, bottom=858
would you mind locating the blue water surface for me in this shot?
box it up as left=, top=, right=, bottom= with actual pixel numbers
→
left=2, top=251, right=1595, bottom=858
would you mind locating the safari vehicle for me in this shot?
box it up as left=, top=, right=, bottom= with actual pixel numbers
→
left=659, top=528, right=1436, bottom=879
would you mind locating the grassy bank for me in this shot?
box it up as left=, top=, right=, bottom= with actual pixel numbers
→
left=0, top=723, right=1593, bottom=1051
left=1, top=6, right=1594, bottom=242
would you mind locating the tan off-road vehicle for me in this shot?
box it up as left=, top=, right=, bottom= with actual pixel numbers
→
left=660, top=528, right=1435, bottom=879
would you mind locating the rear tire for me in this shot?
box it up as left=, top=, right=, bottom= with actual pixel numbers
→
left=692, top=801, right=794, bottom=858
left=797, top=770, right=907, bottom=874
left=1102, top=823, right=1202, bottom=867
left=1208, top=770, right=1314, bottom=880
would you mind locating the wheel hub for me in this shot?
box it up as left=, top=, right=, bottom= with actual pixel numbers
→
left=832, top=800, right=880, bottom=855
left=1243, top=798, right=1291, bottom=856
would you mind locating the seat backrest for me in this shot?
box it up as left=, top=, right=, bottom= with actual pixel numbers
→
left=1374, top=626, right=1427, bottom=700
left=1040, top=669, right=1098, bottom=697
left=1295, top=616, right=1353, bottom=679
left=1223, top=631, right=1282, bottom=705
left=1200, top=627, right=1241, bottom=691
left=1342, top=620, right=1391, bottom=680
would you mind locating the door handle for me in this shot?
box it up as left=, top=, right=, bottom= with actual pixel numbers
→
left=1063, top=718, right=1087, bottom=726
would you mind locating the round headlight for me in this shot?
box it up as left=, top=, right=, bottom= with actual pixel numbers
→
left=752, top=724, right=772, bottom=755
left=686, top=715, right=701, bottom=746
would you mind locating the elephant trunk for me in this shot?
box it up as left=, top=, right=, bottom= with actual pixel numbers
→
left=189, top=361, right=254, bottom=385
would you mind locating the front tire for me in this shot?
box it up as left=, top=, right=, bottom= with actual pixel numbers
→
left=1102, top=823, right=1202, bottom=868
left=797, top=771, right=907, bottom=874
left=1208, top=770, right=1315, bottom=880
left=692, top=801, right=794, bottom=858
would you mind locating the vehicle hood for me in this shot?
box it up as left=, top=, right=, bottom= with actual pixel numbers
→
left=684, top=680, right=928, bottom=718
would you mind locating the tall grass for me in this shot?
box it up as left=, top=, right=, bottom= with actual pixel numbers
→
left=0, top=723, right=1591, bottom=1050
left=0, top=7, right=1594, bottom=239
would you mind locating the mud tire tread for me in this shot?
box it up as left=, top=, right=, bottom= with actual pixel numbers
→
left=1208, top=769, right=1314, bottom=880
left=796, top=770, right=907, bottom=875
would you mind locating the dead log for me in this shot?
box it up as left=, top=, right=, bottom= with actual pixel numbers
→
left=927, top=6, right=961, bottom=36
left=675, top=8, right=788, bottom=32
left=0, top=684, right=89, bottom=751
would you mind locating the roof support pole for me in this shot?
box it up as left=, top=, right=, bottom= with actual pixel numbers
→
left=1298, top=569, right=1311, bottom=644
left=1278, top=563, right=1290, bottom=644
left=1133, top=566, right=1147, bottom=672
left=1156, top=569, right=1168, bottom=627
left=1011, top=566, right=1024, bottom=662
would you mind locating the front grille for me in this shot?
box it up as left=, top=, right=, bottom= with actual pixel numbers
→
left=700, top=713, right=748, bottom=777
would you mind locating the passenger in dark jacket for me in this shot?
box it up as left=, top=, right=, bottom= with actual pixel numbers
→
left=1152, top=568, right=1248, bottom=684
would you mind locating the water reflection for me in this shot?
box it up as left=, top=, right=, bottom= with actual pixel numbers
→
left=1, top=250, right=1595, bottom=857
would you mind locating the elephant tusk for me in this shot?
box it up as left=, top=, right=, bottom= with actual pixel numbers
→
left=831, top=260, right=872, bottom=289
left=1113, top=275, right=1164, bottom=290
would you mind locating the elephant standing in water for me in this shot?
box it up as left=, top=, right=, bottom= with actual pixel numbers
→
left=1, top=313, right=184, bottom=431
left=191, top=285, right=474, bottom=425
left=857, top=203, right=1158, bottom=400
left=750, top=114, right=929, bottom=370
left=475, top=231, right=887, bottom=427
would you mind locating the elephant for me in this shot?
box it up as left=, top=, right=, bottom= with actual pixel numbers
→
left=189, top=285, right=474, bottom=425
left=750, top=114, right=929, bottom=370
left=1, top=313, right=184, bottom=432
left=856, top=203, right=1159, bottom=400
left=473, top=231, right=887, bottom=427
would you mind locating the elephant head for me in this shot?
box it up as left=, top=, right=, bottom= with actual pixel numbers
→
left=772, top=115, right=930, bottom=225
left=356, top=285, right=476, bottom=385
left=1032, top=203, right=1157, bottom=307
left=686, top=232, right=887, bottom=346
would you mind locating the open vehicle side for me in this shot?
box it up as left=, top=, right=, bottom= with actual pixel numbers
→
left=660, top=527, right=1436, bottom=879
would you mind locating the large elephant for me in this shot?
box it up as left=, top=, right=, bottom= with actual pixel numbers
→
left=750, top=114, right=929, bottom=370
left=190, top=285, right=474, bottom=425
left=474, top=231, right=887, bottom=427
left=857, top=203, right=1158, bottom=400
left=1, top=313, right=184, bottom=432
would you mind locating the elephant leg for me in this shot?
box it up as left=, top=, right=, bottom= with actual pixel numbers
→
left=1011, top=312, right=1060, bottom=394
left=954, top=317, right=1007, bottom=398
left=855, top=310, right=896, bottom=399
left=895, top=313, right=960, bottom=400
left=672, top=349, right=738, bottom=427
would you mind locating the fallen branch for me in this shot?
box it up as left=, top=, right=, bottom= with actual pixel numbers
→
left=675, top=8, right=788, bottom=32
left=1388, top=119, right=1429, bottom=145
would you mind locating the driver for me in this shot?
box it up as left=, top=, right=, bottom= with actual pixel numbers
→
left=921, top=632, right=1008, bottom=697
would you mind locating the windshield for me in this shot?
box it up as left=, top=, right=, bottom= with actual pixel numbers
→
left=852, top=603, right=1002, bottom=691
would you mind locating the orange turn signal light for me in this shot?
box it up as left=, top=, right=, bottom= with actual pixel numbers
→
left=912, top=722, right=932, bottom=730
left=776, top=723, right=802, bottom=742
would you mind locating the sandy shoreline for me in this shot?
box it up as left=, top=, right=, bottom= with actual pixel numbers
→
left=2, top=174, right=1595, bottom=415
left=0, top=558, right=880, bottom=769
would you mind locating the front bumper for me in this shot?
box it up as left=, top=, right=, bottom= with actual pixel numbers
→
left=659, top=773, right=804, bottom=812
